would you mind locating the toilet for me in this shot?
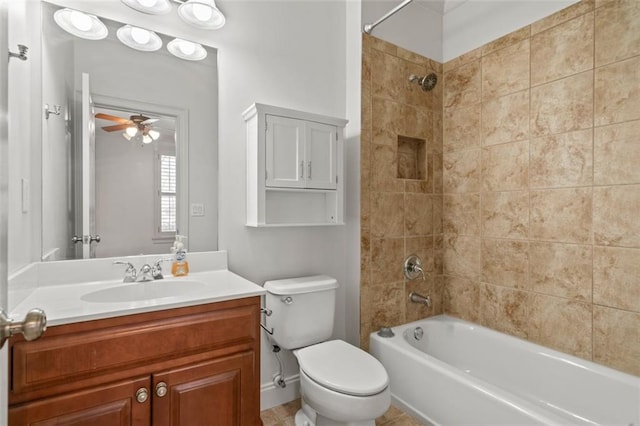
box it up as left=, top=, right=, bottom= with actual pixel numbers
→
left=264, top=275, right=390, bottom=426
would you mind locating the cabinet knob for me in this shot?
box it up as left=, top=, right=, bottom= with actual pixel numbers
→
left=136, top=387, right=149, bottom=403
left=155, top=381, right=168, bottom=397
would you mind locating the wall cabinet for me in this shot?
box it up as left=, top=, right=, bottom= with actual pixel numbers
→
left=8, top=297, right=261, bottom=426
left=244, top=103, right=348, bottom=227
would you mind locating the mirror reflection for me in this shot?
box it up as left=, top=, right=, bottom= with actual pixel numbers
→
left=40, top=2, right=218, bottom=261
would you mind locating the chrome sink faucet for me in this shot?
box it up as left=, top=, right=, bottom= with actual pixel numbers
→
left=113, top=261, right=137, bottom=282
left=136, top=264, right=154, bottom=282
left=151, top=258, right=172, bottom=280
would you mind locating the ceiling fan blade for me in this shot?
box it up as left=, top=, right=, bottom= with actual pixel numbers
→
left=101, top=124, right=132, bottom=132
left=141, top=118, right=159, bottom=124
left=96, top=113, right=132, bottom=124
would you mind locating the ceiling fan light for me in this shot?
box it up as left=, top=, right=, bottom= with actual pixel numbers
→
left=142, top=134, right=153, bottom=144
left=53, top=8, right=108, bottom=40
left=120, top=0, right=171, bottom=15
left=125, top=126, right=138, bottom=137
left=117, top=25, right=162, bottom=52
left=178, top=0, right=225, bottom=30
left=167, top=38, right=207, bottom=61
left=148, top=129, right=160, bottom=140
left=123, top=132, right=133, bottom=141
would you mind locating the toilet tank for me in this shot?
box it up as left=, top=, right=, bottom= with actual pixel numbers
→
left=264, top=275, right=338, bottom=350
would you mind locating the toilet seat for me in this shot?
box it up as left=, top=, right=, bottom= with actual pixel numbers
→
left=295, top=340, right=389, bottom=396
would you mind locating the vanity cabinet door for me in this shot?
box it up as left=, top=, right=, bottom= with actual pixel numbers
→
left=8, top=377, right=150, bottom=426
left=152, top=350, right=258, bottom=426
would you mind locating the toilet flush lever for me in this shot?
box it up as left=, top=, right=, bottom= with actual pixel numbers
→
left=260, top=307, right=273, bottom=335
left=281, top=296, right=294, bottom=305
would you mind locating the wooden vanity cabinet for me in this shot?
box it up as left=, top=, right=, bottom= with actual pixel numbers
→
left=7, top=297, right=262, bottom=426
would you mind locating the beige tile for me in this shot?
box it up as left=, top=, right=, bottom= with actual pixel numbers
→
left=271, top=399, right=302, bottom=420
left=530, top=188, right=592, bottom=244
left=372, top=97, right=401, bottom=146
left=529, top=294, right=593, bottom=359
left=482, top=25, right=531, bottom=56
left=362, top=84, right=372, bottom=132
left=443, top=149, right=481, bottom=193
left=531, top=71, right=593, bottom=137
left=371, top=144, right=404, bottom=192
left=375, top=404, right=407, bottom=426
left=362, top=281, right=406, bottom=330
left=482, top=191, right=529, bottom=240
left=482, top=39, right=530, bottom=100
left=594, top=120, right=640, bottom=185
left=443, top=194, right=480, bottom=236
left=363, top=34, right=397, bottom=55
left=531, top=12, right=594, bottom=86
left=406, top=275, right=438, bottom=322
left=399, top=104, right=432, bottom=142
left=530, top=242, right=593, bottom=301
left=594, top=56, right=640, bottom=126
left=361, top=233, right=371, bottom=284
left=443, top=234, right=481, bottom=280
left=443, top=104, right=481, bottom=152
left=371, top=48, right=403, bottom=100
left=432, top=151, right=443, bottom=194
left=482, top=90, right=530, bottom=146
left=593, top=306, right=640, bottom=376
left=405, top=236, right=435, bottom=273
left=443, top=275, right=480, bottom=322
left=482, top=239, right=529, bottom=289
left=444, top=60, right=481, bottom=108
left=531, top=0, right=595, bottom=35
left=405, top=193, right=434, bottom=236
left=593, top=246, right=640, bottom=312
left=593, top=185, right=640, bottom=248
left=432, top=194, right=443, bottom=234
left=595, top=0, right=640, bottom=66
left=480, top=284, right=531, bottom=338
left=530, top=129, right=593, bottom=188
left=434, top=234, right=444, bottom=275
left=482, top=141, right=529, bottom=192
left=443, top=47, right=481, bottom=72
left=403, top=61, right=435, bottom=110
left=371, top=238, right=404, bottom=284
left=371, top=192, right=404, bottom=238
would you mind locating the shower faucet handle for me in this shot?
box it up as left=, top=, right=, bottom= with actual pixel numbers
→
left=404, top=254, right=425, bottom=280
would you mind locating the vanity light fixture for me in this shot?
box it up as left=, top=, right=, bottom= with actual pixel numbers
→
left=178, top=0, right=226, bottom=30
left=117, top=25, right=163, bottom=52
left=53, top=8, right=108, bottom=40
left=167, top=38, right=207, bottom=61
left=121, top=0, right=172, bottom=15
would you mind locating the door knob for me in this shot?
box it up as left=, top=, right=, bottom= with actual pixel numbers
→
left=155, top=381, right=167, bottom=397
left=0, top=308, right=47, bottom=349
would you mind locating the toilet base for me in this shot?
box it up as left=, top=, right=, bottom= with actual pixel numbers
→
left=294, top=407, right=376, bottom=426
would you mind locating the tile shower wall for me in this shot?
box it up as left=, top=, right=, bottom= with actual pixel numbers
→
left=442, top=0, right=640, bottom=376
left=360, top=34, right=444, bottom=350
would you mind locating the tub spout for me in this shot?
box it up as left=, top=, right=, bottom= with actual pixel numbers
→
left=409, top=292, right=431, bottom=307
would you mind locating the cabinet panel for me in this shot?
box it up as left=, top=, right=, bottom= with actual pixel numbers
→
left=266, top=115, right=304, bottom=188
left=9, top=377, right=150, bottom=426
left=306, top=121, right=337, bottom=190
left=152, top=351, right=257, bottom=426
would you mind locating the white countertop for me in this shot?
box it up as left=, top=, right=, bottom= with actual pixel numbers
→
left=10, top=269, right=266, bottom=327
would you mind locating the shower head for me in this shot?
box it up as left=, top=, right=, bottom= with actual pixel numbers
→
left=408, top=73, right=437, bottom=91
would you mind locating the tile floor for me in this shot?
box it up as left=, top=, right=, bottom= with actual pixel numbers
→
left=260, top=399, right=424, bottom=425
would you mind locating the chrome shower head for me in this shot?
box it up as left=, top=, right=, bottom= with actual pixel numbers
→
left=408, top=73, right=437, bottom=91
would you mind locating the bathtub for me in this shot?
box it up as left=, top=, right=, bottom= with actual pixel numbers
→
left=370, top=315, right=640, bottom=426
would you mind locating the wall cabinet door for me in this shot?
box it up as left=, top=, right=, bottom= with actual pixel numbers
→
left=266, top=115, right=336, bottom=190
left=152, top=351, right=258, bottom=426
left=9, top=377, right=150, bottom=426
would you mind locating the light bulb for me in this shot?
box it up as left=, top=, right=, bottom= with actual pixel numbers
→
left=143, top=134, right=153, bottom=144
left=70, top=10, right=92, bottom=32
left=138, top=0, right=158, bottom=7
left=131, top=27, right=151, bottom=45
left=123, top=132, right=132, bottom=141
left=125, top=126, right=138, bottom=137
left=148, top=129, right=160, bottom=140
left=192, top=3, right=213, bottom=21
left=177, top=40, right=196, bottom=56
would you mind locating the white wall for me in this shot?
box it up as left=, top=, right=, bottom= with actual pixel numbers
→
left=362, top=0, right=443, bottom=60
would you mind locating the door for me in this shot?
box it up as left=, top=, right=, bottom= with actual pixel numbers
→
left=0, top=0, right=10, bottom=423
left=265, top=115, right=305, bottom=188
left=152, top=351, right=258, bottom=426
left=305, top=121, right=337, bottom=190
left=8, top=377, right=151, bottom=425
left=76, top=73, right=97, bottom=259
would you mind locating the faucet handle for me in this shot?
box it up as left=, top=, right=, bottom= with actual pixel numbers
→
left=403, top=254, right=425, bottom=280
left=152, top=258, right=172, bottom=280
left=113, top=261, right=137, bottom=282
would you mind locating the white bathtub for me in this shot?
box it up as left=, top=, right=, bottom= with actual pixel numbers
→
left=370, top=315, right=640, bottom=426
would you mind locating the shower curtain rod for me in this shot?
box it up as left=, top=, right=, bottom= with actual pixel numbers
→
left=363, top=0, right=414, bottom=34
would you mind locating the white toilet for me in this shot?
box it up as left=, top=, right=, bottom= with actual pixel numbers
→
left=264, top=275, right=391, bottom=426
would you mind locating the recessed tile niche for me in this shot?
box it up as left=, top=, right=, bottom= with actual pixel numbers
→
left=397, top=135, right=427, bottom=180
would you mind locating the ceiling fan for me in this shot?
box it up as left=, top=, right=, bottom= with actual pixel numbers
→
left=95, top=112, right=161, bottom=143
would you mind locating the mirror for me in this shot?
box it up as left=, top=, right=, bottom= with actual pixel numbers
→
left=40, top=2, right=218, bottom=261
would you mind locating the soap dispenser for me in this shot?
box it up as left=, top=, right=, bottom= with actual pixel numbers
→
left=171, top=235, right=189, bottom=277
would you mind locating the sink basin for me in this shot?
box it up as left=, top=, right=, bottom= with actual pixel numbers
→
left=81, top=280, right=207, bottom=303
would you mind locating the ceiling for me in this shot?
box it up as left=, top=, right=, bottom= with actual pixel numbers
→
left=414, top=0, right=469, bottom=15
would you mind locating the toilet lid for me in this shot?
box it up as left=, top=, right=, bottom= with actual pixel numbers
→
left=295, top=340, right=389, bottom=396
